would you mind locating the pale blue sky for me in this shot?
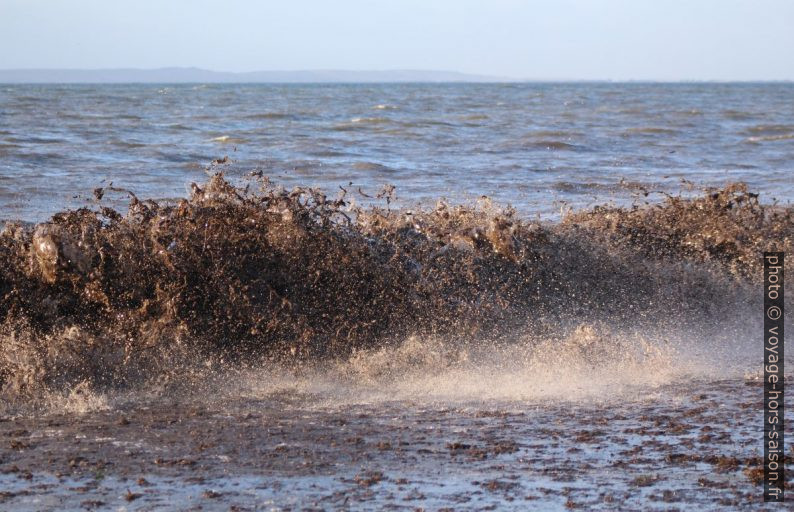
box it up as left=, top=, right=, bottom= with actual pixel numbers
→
left=2, top=0, right=792, bottom=80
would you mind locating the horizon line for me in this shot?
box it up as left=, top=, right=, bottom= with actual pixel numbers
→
left=0, top=67, right=791, bottom=84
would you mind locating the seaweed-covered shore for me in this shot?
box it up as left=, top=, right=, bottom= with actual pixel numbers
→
left=0, top=378, right=788, bottom=511
left=0, top=175, right=791, bottom=399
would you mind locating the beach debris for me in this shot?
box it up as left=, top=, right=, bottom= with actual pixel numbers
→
left=0, top=174, right=791, bottom=399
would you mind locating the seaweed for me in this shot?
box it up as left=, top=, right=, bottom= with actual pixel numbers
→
left=0, top=174, right=790, bottom=397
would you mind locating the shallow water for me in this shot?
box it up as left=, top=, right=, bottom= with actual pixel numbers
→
left=1, top=82, right=793, bottom=221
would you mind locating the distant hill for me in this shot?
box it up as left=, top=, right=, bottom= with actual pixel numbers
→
left=0, top=67, right=513, bottom=83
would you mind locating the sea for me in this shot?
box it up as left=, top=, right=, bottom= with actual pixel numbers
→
left=1, top=82, right=792, bottom=222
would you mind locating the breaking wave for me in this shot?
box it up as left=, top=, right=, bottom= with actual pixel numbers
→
left=0, top=175, right=791, bottom=408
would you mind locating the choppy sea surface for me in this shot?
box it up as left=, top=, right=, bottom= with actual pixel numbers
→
left=1, top=82, right=793, bottom=221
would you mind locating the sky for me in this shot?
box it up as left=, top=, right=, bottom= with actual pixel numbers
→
left=2, top=0, right=793, bottom=81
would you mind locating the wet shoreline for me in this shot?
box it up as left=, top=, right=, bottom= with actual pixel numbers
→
left=0, top=378, right=786, bottom=511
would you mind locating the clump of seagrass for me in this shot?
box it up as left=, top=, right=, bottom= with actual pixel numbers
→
left=0, top=174, right=546, bottom=396
left=0, top=174, right=790, bottom=398
left=564, top=183, right=793, bottom=278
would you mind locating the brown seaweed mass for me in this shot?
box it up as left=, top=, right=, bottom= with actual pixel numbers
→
left=0, top=175, right=791, bottom=397
left=564, top=183, right=792, bottom=278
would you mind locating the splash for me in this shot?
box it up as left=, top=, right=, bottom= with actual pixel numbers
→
left=0, top=174, right=790, bottom=406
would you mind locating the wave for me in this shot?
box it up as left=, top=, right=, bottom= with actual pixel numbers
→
left=405, top=119, right=457, bottom=128
left=673, top=109, right=703, bottom=117
left=722, top=109, right=759, bottom=120
left=524, top=129, right=583, bottom=138
left=197, top=325, right=701, bottom=407
left=459, top=114, right=489, bottom=121
left=623, top=127, right=679, bottom=136
left=745, top=133, right=794, bottom=143
left=166, top=123, right=194, bottom=131
left=503, top=139, right=587, bottom=151
left=743, top=124, right=794, bottom=136
left=244, top=112, right=298, bottom=120
left=108, top=139, right=147, bottom=149
left=209, top=135, right=248, bottom=144
left=0, top=176, right=790, bottom=404
left=351, top=161, right=394, bottom=172
left=6, top=136, right=65, bottom=145
left=351, top=117, right=391, bottom=124
left=552, top=181, right=619, bottom=193
left=332, top=117, right=394, bottom=131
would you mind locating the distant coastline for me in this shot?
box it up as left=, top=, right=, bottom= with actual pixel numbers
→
left=1, top=68, right=791, bottom=84
left=0, top=67, right=515, bottom=84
